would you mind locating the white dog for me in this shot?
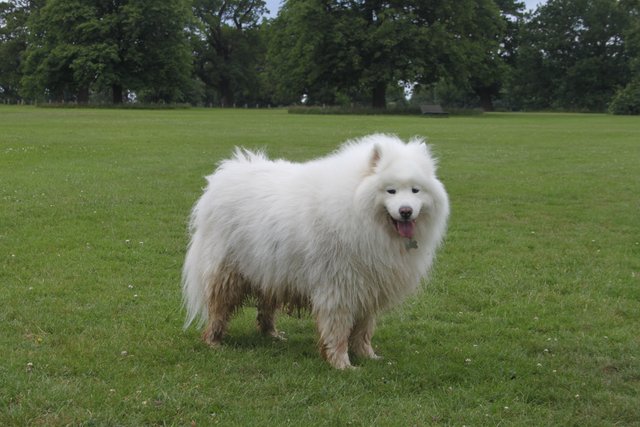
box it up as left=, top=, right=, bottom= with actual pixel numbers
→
left=182, top=134, right=449, bottom=369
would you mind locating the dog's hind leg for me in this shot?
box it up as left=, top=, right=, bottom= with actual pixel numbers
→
left=202, top=265, right=248, bottom=347
left=256, top=294, right=285, bottom=340
left=202, top=302, right=232, bottom=347
left=350, top=315, right=381, bottom=360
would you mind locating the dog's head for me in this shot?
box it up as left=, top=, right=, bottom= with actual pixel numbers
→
left=364, top=136, right=444, bottom=241
left=382, top=183, right=427, bottom=239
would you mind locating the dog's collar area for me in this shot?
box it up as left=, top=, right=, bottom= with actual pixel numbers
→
left=405, top=239, right=419, bottom=250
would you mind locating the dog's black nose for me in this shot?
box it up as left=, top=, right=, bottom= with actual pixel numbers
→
left=399, top=207, right=413, bottom=220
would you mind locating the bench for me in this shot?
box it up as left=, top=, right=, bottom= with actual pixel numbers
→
left=420, top=104, right=449, bottom=117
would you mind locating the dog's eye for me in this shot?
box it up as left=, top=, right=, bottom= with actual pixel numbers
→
left=387, top=189, right=396, bottom=194
left=412, top=188, right=420, bottom=194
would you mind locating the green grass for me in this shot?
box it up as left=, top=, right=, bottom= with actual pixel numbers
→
left=1, top=106, right=639, bottom=425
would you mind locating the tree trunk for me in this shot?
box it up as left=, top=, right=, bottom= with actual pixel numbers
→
left=112, top=84, right=123, bottom=104
left=477, top=88, right=495, bottom=112
left=77, top=87, right=89, bottom=104
left=219, top=78, right=233, bottom=108
left=372, top=82, right=387, bottom=109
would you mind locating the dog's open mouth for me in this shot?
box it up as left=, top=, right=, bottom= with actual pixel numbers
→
left=390, top=217, right=416, bottom=239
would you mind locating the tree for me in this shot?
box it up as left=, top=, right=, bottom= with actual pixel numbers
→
left=609, top=0, right=640, bottom=114
left=265, top=0, right=356, bottom=106
left=125, top=0, right=194, bottom=103
left=510, top=0, right=630, bottom=111
left=21, top=0, right=192, bottom=103
left=192, top=0, right=267, bottom=107
left=466, top=0, right=525, bottom=111
left=267, top=0, right=508, bottom=109
left=0, top=1, right=39, bottom=102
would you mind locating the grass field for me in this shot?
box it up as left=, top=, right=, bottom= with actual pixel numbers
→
left=1, top=106, right=639, bottom=426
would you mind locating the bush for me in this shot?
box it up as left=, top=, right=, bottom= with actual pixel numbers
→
left=609, top=81, right=640, bottom=115
left=287, top=105, right=422, bottom=115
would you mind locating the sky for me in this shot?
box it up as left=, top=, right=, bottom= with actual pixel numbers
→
left=263, top=0, right=547, bottom=18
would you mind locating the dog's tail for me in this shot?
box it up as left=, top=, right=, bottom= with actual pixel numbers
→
left=181, top=197, right=213, bottom=329
left=182, top=146, right=266, bottom=329
left=230, top=146, right=268, bottom=163
left=182, top=238, right=206, bottom=329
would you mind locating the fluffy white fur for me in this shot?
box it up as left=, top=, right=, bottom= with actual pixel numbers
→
left=182, top=134, right=449, bottom=369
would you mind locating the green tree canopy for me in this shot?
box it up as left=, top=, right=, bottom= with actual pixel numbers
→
left=464, top=0, right=524, bottom=111
left=4, top=0, right=638, bottom=111
left=608, top=0, right=640, bottom=114
left=266, top=0, right=507, bottom=108
left=510, top=0, right=630, bottom=111
left=21, top=0, right=192, bottom=103
left=0, top=1, right=34, bottom=102
left=192, top=0, right=267, bottom=107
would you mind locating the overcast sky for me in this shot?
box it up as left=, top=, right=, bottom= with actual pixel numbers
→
left=263, top=0, right=547, bottom=18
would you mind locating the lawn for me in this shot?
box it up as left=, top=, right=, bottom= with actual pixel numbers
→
left=1, top=106, right=638, bottom=426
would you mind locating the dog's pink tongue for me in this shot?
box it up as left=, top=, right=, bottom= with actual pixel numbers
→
left=396, top=220, right=416, bottom=238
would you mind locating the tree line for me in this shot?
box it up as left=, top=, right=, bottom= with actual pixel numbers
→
left=1, top=0, right=639, bottom=113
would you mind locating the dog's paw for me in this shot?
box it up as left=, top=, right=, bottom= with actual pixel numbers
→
left=204, top=339, right=223, bottom=349
left=202, top=330, right=224, bottom=348
left=327, top=354, right=354, bottom=370
left=352, top=344, right=382, bottom=360
left=333, top=361, right=357, bottom=370
left=269, top=330, right=287, bottom=341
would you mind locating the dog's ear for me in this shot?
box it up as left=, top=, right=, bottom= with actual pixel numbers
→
left=368, top=144, right=382, bottom=173
left=409, top=137, right=437, bottom=170
left=409, top=136, right=429, bottom=153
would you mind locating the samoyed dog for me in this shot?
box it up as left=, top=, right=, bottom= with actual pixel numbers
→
left=182, top=134, right=449, bottom=369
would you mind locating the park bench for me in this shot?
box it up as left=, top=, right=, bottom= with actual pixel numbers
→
left=420, top=104, right=449, bottom=117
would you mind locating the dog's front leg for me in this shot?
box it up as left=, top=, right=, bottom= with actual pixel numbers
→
left=314, top=306, right=354, bottom=369
left=350, top=315, right=381, bottom=360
